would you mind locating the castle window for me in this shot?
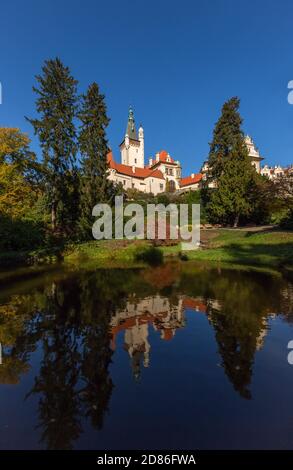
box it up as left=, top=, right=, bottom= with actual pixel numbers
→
left=135, top=158, right=137, bottom=164
left=169, top=168, right=173, bottom=176
left=123, top=180, right=126, bottom=186
left=160, top=184, right=163, bottom=190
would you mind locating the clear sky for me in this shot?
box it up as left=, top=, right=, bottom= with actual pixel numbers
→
left=0, top=0, right=292, bottom=176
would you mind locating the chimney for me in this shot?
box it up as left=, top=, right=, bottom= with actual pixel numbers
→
left=156, top=152, right=160, bottom=162
left=191, top=173, right=195, bottom=178
left=149, top=158, right=153, bottom=167
left=132, top=165, right=135, bottom=173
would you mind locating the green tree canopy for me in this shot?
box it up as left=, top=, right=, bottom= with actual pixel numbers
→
left=78, top=82, right=115, bottom=238
left=205, top=97, right=258, bottom=227
left=27, top=58, right=78, bottom=231
left=207, top=97, right=244, bottom=182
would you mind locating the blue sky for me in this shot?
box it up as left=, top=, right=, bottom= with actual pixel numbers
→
left=0, top=0, right=292, bottom=176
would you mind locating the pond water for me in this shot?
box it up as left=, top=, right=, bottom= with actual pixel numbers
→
left=0, top=261, right=293, bottom=450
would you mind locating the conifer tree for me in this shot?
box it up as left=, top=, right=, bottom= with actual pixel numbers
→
left=27, top=58, right=78, bottom=231
left=208, top=138, right=255, bottom=226
left=205, top=97, right=256, bottom=227
left=207, top=97, right=243, bottom=183
left=78, top=82, right=114, bottom=238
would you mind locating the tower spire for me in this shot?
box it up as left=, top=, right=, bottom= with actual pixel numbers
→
left=126, top=105, right=137, bottom=140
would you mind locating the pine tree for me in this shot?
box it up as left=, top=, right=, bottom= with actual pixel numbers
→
left=208, top=138, right=255, bottom=226
left=78, top=82, right=114, bottom=238
left=27, top=58, right=78, bottom=231
left=206, top=97, right=256, bottom=227
left=207, top=97, right=243, bottom=183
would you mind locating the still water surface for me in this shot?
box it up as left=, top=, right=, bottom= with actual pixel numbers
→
left=0, top=261, right=293, bottom=449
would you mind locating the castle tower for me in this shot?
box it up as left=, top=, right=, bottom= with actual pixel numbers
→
left=245, top=135, right=263, bottom=173
left=138, top=124, right=144, bottom=167
left=120, top=106, right=144, bottom=168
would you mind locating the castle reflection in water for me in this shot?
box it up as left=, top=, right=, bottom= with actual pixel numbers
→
left=109, top=293, right=269, bottom=380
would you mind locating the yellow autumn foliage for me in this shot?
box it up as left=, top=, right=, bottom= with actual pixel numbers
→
left=0, top=162, right=35, bottom=218
left=0, top=127, right=39, bottom=218
left=0, top=127, right=30, bottom=163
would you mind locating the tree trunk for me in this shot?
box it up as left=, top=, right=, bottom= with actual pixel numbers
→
left=233, top=214, right=239, bottom=228
left=51, top=202, right=57, bottom=232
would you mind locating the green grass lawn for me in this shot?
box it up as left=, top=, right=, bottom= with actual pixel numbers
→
left=64, top=239, right=154, bottom=267
left=1, top=228, right=292, bottom=270
left=64, top=229, right=293, bottom=269
left=177, top=229, right=293, bottom=268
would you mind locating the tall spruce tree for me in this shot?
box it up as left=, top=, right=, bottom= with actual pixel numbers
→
left=206, top=97, right=256, bottom=227
left=78, top=82, right=114, bottom=238
left=208, top=138, right=256, bottom=227
left=27, top=58, right=78, bottom=231
left=207, top=97, right=243, bottom=182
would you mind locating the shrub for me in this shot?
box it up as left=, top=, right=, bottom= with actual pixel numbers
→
left=134, top=245, right=163, bottom=266
left=0, top=214, right=45, bottom=252
left=280, top=208, right=293, bottom=230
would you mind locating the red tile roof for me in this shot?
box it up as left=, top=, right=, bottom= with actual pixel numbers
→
left=110, top=311, right=176, bottom=349
left=182, top=297, right=207, bottom=313
left=180, top=173, right=202, bottom=187
left=158, top=150, right=174, bottom=163
left=149, top=150, right=176, bottom=167
left=107, top=151, right=165, bottom=180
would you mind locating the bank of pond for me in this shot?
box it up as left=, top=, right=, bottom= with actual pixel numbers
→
left=1, top=228, right=292, bottom=273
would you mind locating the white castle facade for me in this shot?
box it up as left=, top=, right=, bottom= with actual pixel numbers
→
left=107, top=107, right=202, bottom=195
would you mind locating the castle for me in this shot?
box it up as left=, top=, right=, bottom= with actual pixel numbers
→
left=107, top=107, right=202, bottom=194
left=260, top=164, right=293, bottom=179
left=107, top=107, right=289, bottom=194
